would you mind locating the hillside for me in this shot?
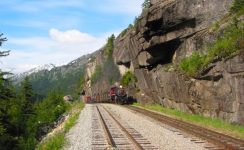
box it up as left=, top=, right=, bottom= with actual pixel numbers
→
left=14, top=0, right=244, bottom=125
left=14, top=53, right=94, bottom=97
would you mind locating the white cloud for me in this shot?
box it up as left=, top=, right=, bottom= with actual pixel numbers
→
left=0, top=0, right=144, bottom=73
left=49, top=28, right=96, bottom=43
left=14, top=64, right=39, bottom=73
left=0, top=28, right=122, bottom=73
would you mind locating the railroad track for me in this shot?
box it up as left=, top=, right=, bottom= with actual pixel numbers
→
left=125, top=106, right=244, bottom=150
left=92, top=104, right=158, bottom=150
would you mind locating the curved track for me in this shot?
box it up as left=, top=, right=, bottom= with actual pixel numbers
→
left=125, top=106, right=244, bottom=150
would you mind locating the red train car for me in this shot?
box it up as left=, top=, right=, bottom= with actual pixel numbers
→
left=109, top=86, right=128, bottom=104
left=109, top=86, right=117, bottom=101
left=84, top=96, right=92, bottom=103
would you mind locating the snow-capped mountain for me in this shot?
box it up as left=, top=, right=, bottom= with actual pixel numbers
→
left=14, top=64, right=56, bottom=81
left=13, top=53, right=94, bottom=96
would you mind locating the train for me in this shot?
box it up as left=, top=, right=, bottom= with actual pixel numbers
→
left=83, top=85, right=135, bottom=104
left=109, top=85, right=128, bottom=104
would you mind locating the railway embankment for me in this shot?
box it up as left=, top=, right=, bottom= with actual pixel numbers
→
left=128, top=104, right=244, bottom=149
left=65, top=104, right=214, bottom=150
left=132, top=103, right=244, bottom=140
left=37, top=101, right=85, bottom=150
left=62, top=103, right=244, bottom=149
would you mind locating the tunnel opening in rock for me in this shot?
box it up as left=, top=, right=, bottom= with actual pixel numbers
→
left=145, top=38, right=181, bottom=70
left=117, top=61, right=131, bottom=69
left=123, top=62, right=131, bottom=68
left=144, top=18, right=196, bottom=41
left=165, top=18, right=196, bottom=34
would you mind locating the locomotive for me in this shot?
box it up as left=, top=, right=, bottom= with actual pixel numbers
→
left=82, top=85, right=134, bottom=105
left=109, top=85, right=128, bottom=104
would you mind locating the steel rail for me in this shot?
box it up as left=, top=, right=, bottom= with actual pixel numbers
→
left=96, top=106, right=116, bottom=148
left=99, top=105, right=144, bottom=150
left=126, top=106, right=244, bottom=150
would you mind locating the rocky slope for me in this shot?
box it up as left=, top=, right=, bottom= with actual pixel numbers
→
left=83, top=0, right=244, bottom=125
left=82, top=49, right=121, bottom=98
left=19, top=0, right=243, bottom=124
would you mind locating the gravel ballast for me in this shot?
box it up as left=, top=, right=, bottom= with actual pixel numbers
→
left=65, top=104, right=93, bottom=150
left=104, top=104, right=208, bottom=150
left=65, top=104, right=209, bottom=149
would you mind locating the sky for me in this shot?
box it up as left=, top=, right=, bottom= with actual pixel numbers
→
left=0, top=0, right=144, bottom=73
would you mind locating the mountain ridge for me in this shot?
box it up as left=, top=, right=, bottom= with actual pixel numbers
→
left=14, top=52, right=97, bottom=97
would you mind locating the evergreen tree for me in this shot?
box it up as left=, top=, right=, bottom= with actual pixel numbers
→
left=0, top=34, right=10, bottom=57
left=104, top=34, right=115, bottom=59
left=142, top=0, right=151, bottom=9
left=19, top=76, right=36, bottom=148
left=0, top=33, right=68, bottom=149
left=0, top=34, right=20, bottom=149
left=20, top=77, right=34, bottom=115
left=0, top=73, right=19, bottom=150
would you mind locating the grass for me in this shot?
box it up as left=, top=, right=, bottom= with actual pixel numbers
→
left=37, top=133, right=65, bottom=150
left=133, top=103, right=244, bottom=139
left=64, top=113, right=79, bottom=133
left=37, top=101, right=85, bottom=150
left=64, top=101, right=84, bottom=134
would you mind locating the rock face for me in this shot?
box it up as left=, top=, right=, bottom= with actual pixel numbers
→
left=83, top=0, right=243, bottom=124
left=112, top=0, right=244, bottom=124
left=83, top=49, right=121, bottom=99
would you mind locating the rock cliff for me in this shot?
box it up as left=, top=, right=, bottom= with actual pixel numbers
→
left=84, top=0, right=244, bottom=124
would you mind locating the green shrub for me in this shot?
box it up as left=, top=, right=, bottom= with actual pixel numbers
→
left=142, top=0, right=151, bottom=9
left=37, top=101, right=84, bottom=150
left=19, top=136, right=37, bottom=150
left=120, top=71, right=137, bottom=86
left=207, top=38, right=236, bottom=60
left=35, top=91, right=67, bottom=126
left=179, top=20, right=243, bottom=77
left=91, top=65, right=102, bottom=85
left=179, top=52, right=206, bottom=77
left=230, top=0, right=244, bottom=14
left=207, top=21, right=243, bottom=61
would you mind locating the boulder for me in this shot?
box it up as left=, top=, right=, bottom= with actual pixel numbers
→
left=63, top=95, right=73, bottom=102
